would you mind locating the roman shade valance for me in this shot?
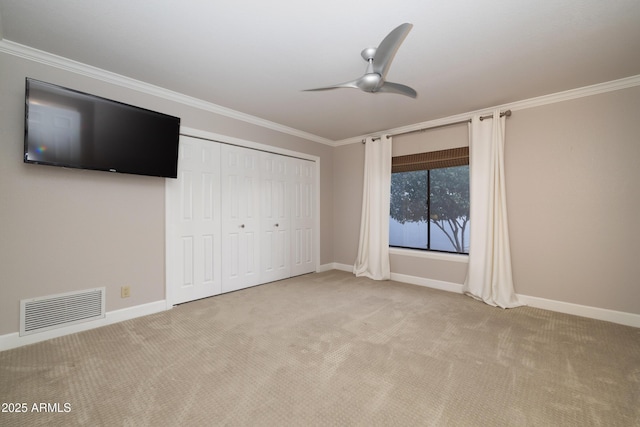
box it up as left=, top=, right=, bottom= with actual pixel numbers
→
left=391, top=146, right=469, bottom=173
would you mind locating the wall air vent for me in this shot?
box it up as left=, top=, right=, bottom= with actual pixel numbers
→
left=20, top=288, right=106, bottom=336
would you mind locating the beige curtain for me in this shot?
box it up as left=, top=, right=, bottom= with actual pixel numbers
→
left=464, top=110, right=522, bottom=308
left=354, top=136, right=392, bottom=280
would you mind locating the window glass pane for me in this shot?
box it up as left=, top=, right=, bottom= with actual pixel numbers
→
left=429, top=166, right=470, bottom=253
left=389, top=165, right=470, bottom=254
left=389, top=170, right=428, bottom=249
left=390, top=219, right=428, bottom=249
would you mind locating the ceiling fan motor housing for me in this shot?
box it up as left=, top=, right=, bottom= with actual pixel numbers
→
left=359, top=73, right=383, bottom=92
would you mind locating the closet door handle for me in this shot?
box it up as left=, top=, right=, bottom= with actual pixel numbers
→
left=240, top=224, right=245, bottom=228
left=274, top=223, right=279, bottom=227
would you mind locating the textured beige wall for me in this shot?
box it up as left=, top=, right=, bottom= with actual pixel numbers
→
left=333, top=87, right=640, bottom=315
left=389, top=254, right=468, bottom=284
left=506, top=87, right=640, bottom=314
left=332, top=143, right=365, bottom=265
left=0, top=52, right=333, bottom=335
left=392, top=121, right=469, bottom=156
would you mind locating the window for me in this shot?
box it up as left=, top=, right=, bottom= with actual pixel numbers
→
left=389, top=148, right=470, bottom=254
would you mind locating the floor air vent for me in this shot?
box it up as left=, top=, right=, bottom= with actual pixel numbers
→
left=20, top=288, right=106, bottom=336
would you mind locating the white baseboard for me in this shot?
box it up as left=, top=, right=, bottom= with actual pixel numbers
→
left=317, top=263, right=339, bottom=273
left=0, top=300, right=168, bottom=352
left=323, top=266, right=640, bottom=328
left=389, top=272, right=465, bottom=294
left=318, top=262, right=353, bottom=273
left=328, top=263, right=464, bottom=294
left=330, top=262, right=354, bottom=272
left=517, top=294, right=640, bottom=328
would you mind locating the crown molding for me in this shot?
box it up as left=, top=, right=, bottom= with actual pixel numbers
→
left=3, top=39, right=639, bottom=148
left=498, top=74, right=640, bottom=114
left=333, top=74, right=640, bottom=147
left=0, top=39, right=334, bottom=146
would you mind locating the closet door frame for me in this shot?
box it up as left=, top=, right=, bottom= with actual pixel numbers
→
left=165, top=127, right=320, bottom=308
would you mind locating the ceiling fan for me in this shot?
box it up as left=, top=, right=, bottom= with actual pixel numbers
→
left=304, top=23, right=417, bottom=98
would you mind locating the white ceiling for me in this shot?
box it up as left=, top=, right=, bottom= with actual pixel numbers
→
left=1, top=0, right=640, bottom=143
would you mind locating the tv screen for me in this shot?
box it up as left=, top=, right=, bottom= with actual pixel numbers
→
left=24, top=78, right=181, bottom=178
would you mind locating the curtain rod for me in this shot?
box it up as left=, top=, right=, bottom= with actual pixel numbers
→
left=479, top=109, right=512, bottom=121
left=364, top=110, right=512, bottom=143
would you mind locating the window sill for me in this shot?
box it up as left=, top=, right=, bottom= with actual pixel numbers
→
left=389, top=247, right=469, bottom=263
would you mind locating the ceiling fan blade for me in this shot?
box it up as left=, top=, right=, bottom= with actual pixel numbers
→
left=377, top=81, right=417, bottom=98
left=303, top=80, right=360, bottom=91
left=372, top=23, right=413, bottom=79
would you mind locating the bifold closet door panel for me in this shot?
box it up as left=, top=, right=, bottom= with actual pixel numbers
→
left=260, top=153, right=292, bottom=283
left=290, top=158, right=316, bottom=277
left=220, top=144, right=261, bottom=293
left=167, top=136, right=222, bottom=305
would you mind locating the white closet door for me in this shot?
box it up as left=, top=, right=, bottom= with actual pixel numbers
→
left=166, top=136, right=221, bottom=305
left=260, top=153, right=291, bottom=283
left=290, top=158, right=316, bottom=276
left=221, top=144, right=261, bottom=292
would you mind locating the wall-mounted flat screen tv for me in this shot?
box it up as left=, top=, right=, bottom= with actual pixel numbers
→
left=24, top=78, right=181, bottom=178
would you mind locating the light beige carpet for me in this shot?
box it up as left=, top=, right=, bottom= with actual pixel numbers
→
left=1, top=270, right=639, bottom=426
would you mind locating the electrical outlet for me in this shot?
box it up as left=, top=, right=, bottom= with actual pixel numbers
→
left=121, top=286, right=131, bottom=298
